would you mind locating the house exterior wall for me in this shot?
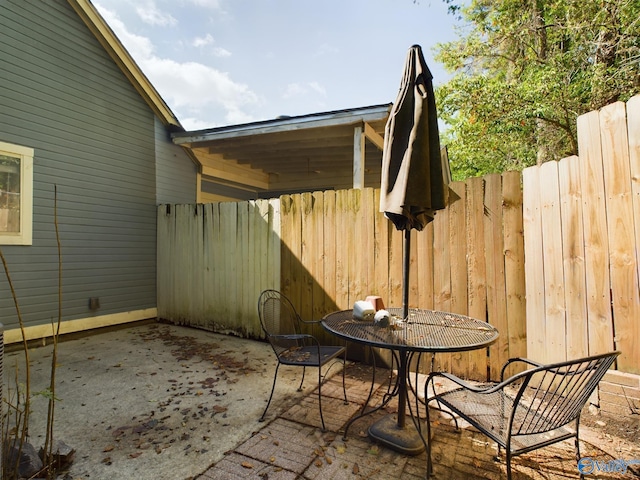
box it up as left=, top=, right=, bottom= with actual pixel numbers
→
left=155, top=117, right=197, bottom=205
left=0, top=0, right=193, bottom=340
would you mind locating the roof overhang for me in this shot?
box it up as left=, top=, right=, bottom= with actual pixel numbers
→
left=172, top=104, right=392, bottom=197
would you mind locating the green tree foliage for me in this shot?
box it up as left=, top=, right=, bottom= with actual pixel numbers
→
left=435, top=0, right=640, bottom=180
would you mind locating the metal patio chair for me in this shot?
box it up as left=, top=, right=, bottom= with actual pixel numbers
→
left=257, top=289, right=347, bottom=431
left=424, top=351, right=620, bottom=479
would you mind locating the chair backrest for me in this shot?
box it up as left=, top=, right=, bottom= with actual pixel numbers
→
left=511, top=351, right=620, bottom=436
left=257, top=289, right=302, bottom=356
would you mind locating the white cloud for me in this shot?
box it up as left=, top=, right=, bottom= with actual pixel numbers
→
left=95, top=3, right=259, bottom=128
left=192, top=35, right=231, bottom=57
left=179, top=117, right=216, bottom=131
left=135, top=1, right=177, bottom=27
left=97, top=5, right=155, bottom=59
left=192, top=33, right=215, bottom=47
left=213, top=47, right=232, bottom=58
left=145, top=58, right=259, bottom=111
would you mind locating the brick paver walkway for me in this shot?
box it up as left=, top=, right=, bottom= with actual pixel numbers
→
left=197, top=363, right=639, bottom=479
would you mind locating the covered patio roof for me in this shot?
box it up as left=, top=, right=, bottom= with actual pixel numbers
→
left=172, top=104, right=392, bottom=201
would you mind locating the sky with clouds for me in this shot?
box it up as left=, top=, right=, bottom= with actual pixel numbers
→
left=95, top=0, right=462, bottom=131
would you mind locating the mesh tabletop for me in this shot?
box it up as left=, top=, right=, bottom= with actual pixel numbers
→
left=322, top=308, right=498, bottom=353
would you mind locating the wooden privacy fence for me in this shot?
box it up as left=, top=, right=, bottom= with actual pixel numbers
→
left=157, top=94, right=640, bottom=383
left=523, top=95, right=640, bottom=374
left=157, top=201, right=281, bottom=337
left=157, top=172, right=527, bottom=381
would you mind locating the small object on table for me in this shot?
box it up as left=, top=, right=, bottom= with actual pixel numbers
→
left=374, top=309, right=391, bottom=327
left=365, top=295, right=385, bottom=311
left=353, top=300, right=375, bottom=321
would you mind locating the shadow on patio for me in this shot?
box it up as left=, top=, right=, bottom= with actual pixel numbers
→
left=6, top=321, right=638, bottom=480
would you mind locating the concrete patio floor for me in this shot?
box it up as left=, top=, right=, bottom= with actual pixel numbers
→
left=5, top=321, right=639, bottom=479
left=4, top=321, right=308, bottom=479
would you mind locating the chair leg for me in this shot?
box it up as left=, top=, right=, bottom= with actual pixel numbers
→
left=317, top=366, right=326, bottom=431
left=575, top=419, right=583, bottom=479
left=506, top=448, right=512, bottom=480
left=260, top=362, right=281, bottom=422
left=425, top=401, right=433, bottom=479
left=297, top=366, right=306, bottom=391
left=341, top=348, right=348, bottom=405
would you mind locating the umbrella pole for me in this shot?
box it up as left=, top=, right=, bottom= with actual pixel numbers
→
left=402, top=229, right=410, bottom=320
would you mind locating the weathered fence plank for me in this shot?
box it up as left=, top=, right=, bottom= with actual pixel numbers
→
left=630, top=96, right=640, bottom=289
left=627, top=96, right=640, bottom=373
left=523, top=165, right=546, bottom=362
left=335, top=190, right=350, bottom=309
left=502, top=170, right=526, bottom=364
left=540, top=160, right=566, bottom=363
left=466, top=177, right=488, bottom=380
left=600, top=102, right=639, bottom=373
left=577, top=110, right=615, bottom=356
left=372, top=188, right=390, bottom=305
left=323, top=191, right=337, bottom=309
left=558, top=156, right=589, bottom=360
left=484, top=174, right=509, bottom=379
left=444, top=181, right=464, bottom=375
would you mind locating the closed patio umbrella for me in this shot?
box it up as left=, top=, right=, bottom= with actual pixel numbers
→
left=380, top=44, right=450, bottom=320
left=372, top=45, right=451, bottom=452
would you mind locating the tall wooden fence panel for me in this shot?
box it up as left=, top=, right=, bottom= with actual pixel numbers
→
left=279, top=173, right=526, bottom=380
left=157, top=200, right=280, bottom=337
left=523, top=95, right=640, bottom=374
left=157, top=173, right=526, bottom=381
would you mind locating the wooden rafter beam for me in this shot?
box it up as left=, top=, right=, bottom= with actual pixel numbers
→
left=195, top=151, right=270, bottom=190
left=364, top=122, right=385, bottom=150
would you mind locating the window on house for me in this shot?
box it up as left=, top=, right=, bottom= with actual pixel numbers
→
left=0, top=141, right=33, bottom=245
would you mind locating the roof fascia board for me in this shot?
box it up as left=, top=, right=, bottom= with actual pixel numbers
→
left=173, top=104, right=391, bottom=145
left=67, top=0, right=182, bottom=130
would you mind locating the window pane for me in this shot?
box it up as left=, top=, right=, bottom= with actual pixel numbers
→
left=0, top=154, right=21, bottom=233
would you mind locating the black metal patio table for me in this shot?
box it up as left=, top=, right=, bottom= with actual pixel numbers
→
left=322, top=308, right=499, bottom=455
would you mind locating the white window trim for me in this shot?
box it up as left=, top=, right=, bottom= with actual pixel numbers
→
left=0, top=141, right=33, bottom=245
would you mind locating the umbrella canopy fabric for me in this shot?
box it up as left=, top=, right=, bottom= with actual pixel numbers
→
left=380, top=44, right=450, bottom=231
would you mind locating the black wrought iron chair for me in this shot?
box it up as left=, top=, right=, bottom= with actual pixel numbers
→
left=424, top=351, right=620, bottom=479
left=257, top=289, right=348, bottom=430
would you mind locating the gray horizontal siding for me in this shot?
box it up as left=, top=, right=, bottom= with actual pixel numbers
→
left=0, top=0, right=162, bottom=330
left=155, top=118, right=197, bottom=204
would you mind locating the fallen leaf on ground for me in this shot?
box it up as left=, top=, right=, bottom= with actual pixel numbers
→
left=241, top=461, right=254, bottom=469
left=103, top=445, right=114, bottom=452
left=353, top=463, right=360, bottom=474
